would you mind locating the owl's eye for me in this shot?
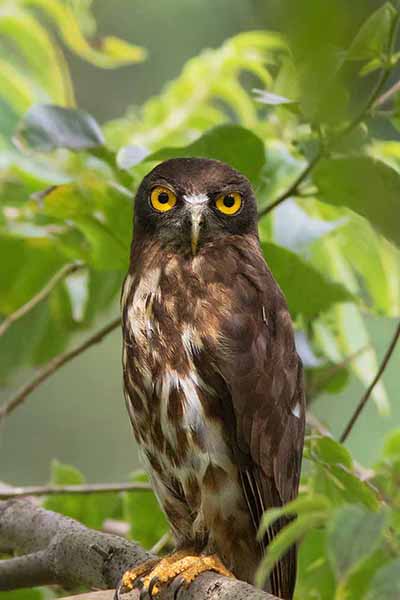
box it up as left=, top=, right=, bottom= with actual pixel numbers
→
left=150, top=186, right=177, bottom=212
left=215, top=192, right=242, bottom=215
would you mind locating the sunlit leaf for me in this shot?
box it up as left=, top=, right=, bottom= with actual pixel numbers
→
left=0, top=9, right=70, bottom=104
left=22, top=0, right=146, bottom=68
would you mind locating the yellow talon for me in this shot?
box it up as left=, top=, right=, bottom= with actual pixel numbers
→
left=118, top=551, right=234, bottom=597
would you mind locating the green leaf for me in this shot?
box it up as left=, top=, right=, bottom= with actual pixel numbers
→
left=348, top=3, right=397, bottom=61
left=147, top=125, right=266, bottom=185
left=35, top=179, right=132, bottom=269
left=296, top=529, right=336, bottom=600
left=16, top=104, right=104, bottom=152
left=258, top=494, right=331, bottom=539
left=311, top=436, right=353, bottom=470
left=255, top=512, right=327, bottom=588
left=262, top=242, right=353, bottom=318
left=327, top=505, right=387, bottom=580
left=314, top=157, right=400, bottom=247
left=123, top=472, right=168, bottom=549
left=365, top=558, right=400, bottom=599
left=44, top=460, right=119, bottom=530
left=0, top=9, right=69, bottom=104
left=383, top=428, right=400, bottom=459
left=344, top=548, right=389, bottom=600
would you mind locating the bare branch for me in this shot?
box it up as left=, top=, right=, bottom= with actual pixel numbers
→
left=0, top=498, right=279, bottom=600
left=340, top=320, right=400, bottom=443
left=0, top=316, right=120, bottom=420
left=0, top=263, right=83, bottom=338
left=0, top=481, right=151, bottom=499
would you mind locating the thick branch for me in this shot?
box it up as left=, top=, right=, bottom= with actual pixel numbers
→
left=0, top=316, right=120, bottom=419
left=0, top=498, right=279, bottom=600
left=340, top=319, right=400, bottom=443
left=0, top=263, right=82, bottom=338
left=0, top=481, right=151, bottom=499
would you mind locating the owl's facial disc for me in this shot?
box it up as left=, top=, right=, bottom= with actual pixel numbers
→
left=183, top=193, right=208, bottom=256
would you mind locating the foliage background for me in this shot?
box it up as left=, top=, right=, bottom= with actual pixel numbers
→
left=1, top=1, right=400, bottom=599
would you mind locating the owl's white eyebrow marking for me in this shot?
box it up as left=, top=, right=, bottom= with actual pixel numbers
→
left=183, top=193, right=209, bottom=205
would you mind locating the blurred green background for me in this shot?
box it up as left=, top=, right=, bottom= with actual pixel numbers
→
left=1, top=0, right=399, bottom=487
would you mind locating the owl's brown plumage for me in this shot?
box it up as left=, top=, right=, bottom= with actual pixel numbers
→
left=121, top=158, right=305, bottom=598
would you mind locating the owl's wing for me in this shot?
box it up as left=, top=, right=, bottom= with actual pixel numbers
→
left=217, top=248, right=305, bottom=599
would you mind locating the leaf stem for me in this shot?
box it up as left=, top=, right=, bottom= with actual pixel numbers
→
left=0, top=263, right=83, bottom=338
left=340, top=320, right=400, bottom=443
left=0, top=316, right=120, bottom=420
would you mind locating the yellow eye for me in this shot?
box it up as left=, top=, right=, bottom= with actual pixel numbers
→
left=150, top=186, right=177, bottom=212
left=215, top=192, right=242, bottom=215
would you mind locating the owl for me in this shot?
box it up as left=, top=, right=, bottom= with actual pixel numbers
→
left=119, top=158, right=305, bottom=599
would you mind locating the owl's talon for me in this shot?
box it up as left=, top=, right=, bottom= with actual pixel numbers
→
left=170, top=575, right=185, bottom=600
left=148, top=576, right=160, bottom=598
left=113, top=587, right=121, bottom=600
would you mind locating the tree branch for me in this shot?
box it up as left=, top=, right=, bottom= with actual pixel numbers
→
left=0, top=498, right=279, bottom=600
left=0, top=263, right=83, bottom=338
left=257, top=153, right=322, bottom=219
left=0, top=481, right=151, bottom=499
left=340, top=319, right=400, bottom=443
left=0, top=316, right=120, bottom=420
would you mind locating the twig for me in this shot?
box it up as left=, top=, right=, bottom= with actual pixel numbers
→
left=374, top=79, right=400, bottom=109
left=0, top=481, right=151, bottom=499
left=340, top=320, right=400, bottom=443
left=150, top=531, right=172, bottom=554
left=0, top=316, right=120, bottom=420
left=0, top=263, right=83, bottom=337
left=257, top=153, right=322, bottom=218
left=0, top=498, right=279, bottom=599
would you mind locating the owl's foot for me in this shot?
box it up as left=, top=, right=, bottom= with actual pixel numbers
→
left=116, top=551, right=234, bottom=599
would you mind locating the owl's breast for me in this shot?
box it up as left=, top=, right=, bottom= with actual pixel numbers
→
left=121, top=257, right=233, bottom=474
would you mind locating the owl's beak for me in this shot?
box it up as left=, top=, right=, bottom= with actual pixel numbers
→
left=190, top=207, right=203, bottom=256
left=184, top=194, right=208, bottom=256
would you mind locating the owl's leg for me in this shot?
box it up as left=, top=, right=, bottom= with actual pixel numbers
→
left=116, top=550, right=234, bottom=598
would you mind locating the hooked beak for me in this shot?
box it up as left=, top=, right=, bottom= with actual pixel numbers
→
left=184, top=194, right=208, bottom=256
left=190, top=206, right=203, bottom=256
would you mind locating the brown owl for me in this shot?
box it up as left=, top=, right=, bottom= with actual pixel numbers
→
left=119, top=158, right=305, bottom=599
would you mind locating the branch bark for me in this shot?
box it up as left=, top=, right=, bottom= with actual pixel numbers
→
left=0, top=498, right=279, bottom=600
left=0, top=481, right=151, bottom=499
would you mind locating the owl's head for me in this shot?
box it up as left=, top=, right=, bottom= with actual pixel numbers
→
left=133, top=158, right=258, bottom=254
